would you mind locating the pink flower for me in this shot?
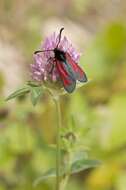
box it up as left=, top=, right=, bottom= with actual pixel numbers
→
left=31, top=30, right=80, bottom=84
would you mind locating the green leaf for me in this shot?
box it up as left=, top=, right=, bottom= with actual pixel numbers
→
left=34, top=159, right=100, bottom=186
left=71, top=159, right=101, bottom=174
left=6, top=87, right=30, bottom=101
left=34, top=167, right=67, bottom=186
left=27, top=81, right=41, bottom=87
left=30, top=86, right=43, bottom=106
left=34, top=168, right=56, bottom=187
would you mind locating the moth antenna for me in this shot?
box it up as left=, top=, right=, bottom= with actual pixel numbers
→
left=34, top=27, right=64, bottom=54
left=34, top=49, right=54, bottom=54
left=56, top=27, right=64, bottom=48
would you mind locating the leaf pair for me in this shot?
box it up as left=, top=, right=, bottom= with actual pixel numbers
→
left=34, top=159, right=101, bottom=186
left=6, top=81, right=43, bottom=106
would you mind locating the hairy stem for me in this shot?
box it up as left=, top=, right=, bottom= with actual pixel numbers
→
left=54, top=96, right=62, bottom=190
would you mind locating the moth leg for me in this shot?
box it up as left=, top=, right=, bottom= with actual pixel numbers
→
left=49, top=58, right=56, bottom=74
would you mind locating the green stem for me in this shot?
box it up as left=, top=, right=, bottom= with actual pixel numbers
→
left=54, top=96, right=62, bottom=190
left=60, top=174, right=70, bottom=190
left=60, top=152, right=72, bottom=190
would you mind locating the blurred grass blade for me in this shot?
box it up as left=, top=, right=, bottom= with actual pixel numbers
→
left=6, top=87, right=30, bottom=101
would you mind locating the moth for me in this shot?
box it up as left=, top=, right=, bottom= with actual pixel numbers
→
left=34, top=28, right=87, bottom=93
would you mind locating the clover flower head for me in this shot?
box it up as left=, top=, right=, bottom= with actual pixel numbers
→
left=31, top=30, right=80, bottom=86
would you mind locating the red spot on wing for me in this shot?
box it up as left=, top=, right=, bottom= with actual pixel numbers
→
left=56, top=60, right=76, bottom=93
left=65, top=53, right=87, bottom=82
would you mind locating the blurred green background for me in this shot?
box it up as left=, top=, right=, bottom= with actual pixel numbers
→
left=0, top=0, right=126, bottom=189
